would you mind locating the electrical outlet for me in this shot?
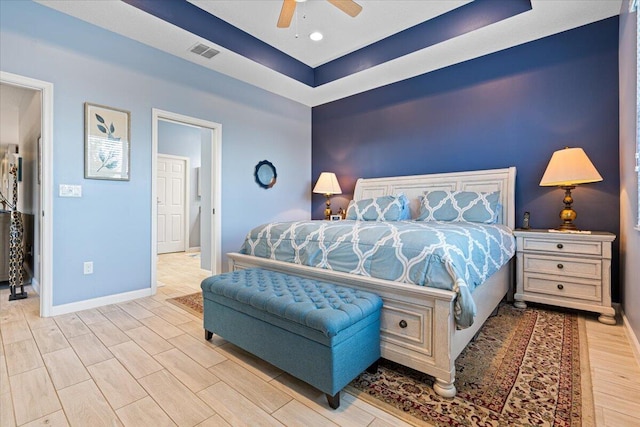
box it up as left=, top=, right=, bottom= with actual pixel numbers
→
left=83, top=261, right=93, bottom=275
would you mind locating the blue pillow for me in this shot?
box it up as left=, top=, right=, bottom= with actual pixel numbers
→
left=416, top=190, right=500, bottom=224
left=346, top=194, right=411, bottom=221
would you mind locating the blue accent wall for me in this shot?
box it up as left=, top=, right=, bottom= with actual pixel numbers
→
left=312, top=17, right=620, bottom=299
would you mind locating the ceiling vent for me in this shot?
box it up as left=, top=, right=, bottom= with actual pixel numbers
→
left=189, top=43, right=219, bottom=59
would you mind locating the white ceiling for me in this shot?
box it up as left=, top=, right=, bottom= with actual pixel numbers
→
left=0, top=84, right=36, bottom=111
left=0, top=84, right=38, bottom=144
left=189, top=0, right=472, bottom=67
left=37, top=0, right=622, bottom=107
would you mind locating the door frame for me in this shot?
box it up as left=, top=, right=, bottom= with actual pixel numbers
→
left=156, top=153, right=190, bottom=254
left=0, top=71, right=54, bottom=317
left=151, top=109, right=221, bottom=293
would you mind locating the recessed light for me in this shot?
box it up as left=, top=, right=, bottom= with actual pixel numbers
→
left=309, top=32, right=323, bottom=41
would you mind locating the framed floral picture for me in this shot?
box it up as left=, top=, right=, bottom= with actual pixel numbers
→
left=84, top=102, right=130, bottom=180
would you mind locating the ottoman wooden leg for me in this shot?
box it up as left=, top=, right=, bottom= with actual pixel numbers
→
left=326, top=392, right=340, bottom=409
left=205, top=330, right=213, bottom=341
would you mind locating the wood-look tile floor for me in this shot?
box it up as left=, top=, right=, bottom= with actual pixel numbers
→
left=0, top=252, right=638, bottom=426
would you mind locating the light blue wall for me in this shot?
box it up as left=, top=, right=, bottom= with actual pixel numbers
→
left=0, top=1, right=311, bottom=306
left=158, top=120, right=202, bottom=249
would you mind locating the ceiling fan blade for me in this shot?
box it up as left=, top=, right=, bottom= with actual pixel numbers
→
left=327, top=0, right=362, bottom=18
left=277, top=0, right=296, bottom=28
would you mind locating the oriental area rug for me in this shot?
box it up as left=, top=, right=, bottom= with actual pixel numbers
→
left=167, top=292, right=594, bottom=427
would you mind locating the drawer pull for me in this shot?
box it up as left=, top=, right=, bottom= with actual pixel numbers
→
left=557, top=263, right=564, bottom=269
left=399, top=320, right=408, bottom=329
left=557, top=284, right=564, bottom=290
left=557, top=243, right=563, bottom=249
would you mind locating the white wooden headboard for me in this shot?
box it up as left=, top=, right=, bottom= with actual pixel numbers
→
left=352, top=167, right=517, bottom=229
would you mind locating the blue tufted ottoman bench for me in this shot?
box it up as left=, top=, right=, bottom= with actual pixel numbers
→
left=201, top=268, right=382, bottom=409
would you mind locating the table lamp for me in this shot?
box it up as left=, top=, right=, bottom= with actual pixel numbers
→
left=313, top=172, right=342, bottom=220
left=539, top=147, right=603, bottom=231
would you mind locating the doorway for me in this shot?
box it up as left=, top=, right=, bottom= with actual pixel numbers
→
left=151, top=109, right=221, bottom=294
left=0, top=71, right=53, bottom=317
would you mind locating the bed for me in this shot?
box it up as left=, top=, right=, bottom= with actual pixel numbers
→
left=227, top=167, right=516, bottom=397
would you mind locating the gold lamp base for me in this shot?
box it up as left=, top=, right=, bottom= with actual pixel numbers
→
left=324, top=194, right=332, bottom=220
left=557, top=185, right=578, bottom=230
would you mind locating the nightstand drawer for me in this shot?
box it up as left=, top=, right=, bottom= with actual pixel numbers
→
left=514, top=230, right=615, bottom=323
left=521, top=237, right=602, bottom=256
left=522, top=254, right=601, bottom=280
left=523, top=273, right=601, bottom=302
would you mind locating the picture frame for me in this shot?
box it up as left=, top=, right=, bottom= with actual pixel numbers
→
left=84, top=102, right=130, bottom=181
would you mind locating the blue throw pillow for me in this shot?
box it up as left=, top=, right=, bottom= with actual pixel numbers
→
left=416, top=190, right=500, bottom=223
left=346, top=194, right=410, bottom=221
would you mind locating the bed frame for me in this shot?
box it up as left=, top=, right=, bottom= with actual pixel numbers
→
left=227, top=167, right=516, bottom=397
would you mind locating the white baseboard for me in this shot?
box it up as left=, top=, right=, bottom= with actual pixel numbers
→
left=620, top=307, right=640, bottom=369
left=187, top=246, right=201, bottom=253
left=48, top=287, right=153, bottom=317
left=30, top=278, right=40, bottom=295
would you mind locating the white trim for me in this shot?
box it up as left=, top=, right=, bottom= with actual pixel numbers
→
left=621, top=307, right=640, bottom=369
left=156, top=153, right=190, bottom=253
left=49, top=287, right=153, bottom=317
left=187, top=246, right=201, bottom=253
left=30, top=277, right=40, bottom=295
left=151, top=108, right=222, bottom=295
left=0, top=71, right=54, bottom=317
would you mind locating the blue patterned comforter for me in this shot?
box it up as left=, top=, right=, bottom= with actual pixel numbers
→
left=240, top=220, right=515, bottom=328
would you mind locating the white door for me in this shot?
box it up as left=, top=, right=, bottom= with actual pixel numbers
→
left=157, top=155, right=187, bottom=254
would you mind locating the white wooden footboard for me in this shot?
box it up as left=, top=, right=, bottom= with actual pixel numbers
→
left=227, top=252, right=511, bottom=396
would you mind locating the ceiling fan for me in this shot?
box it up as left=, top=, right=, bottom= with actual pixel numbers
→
left=277, top=0, right=363, bottom=28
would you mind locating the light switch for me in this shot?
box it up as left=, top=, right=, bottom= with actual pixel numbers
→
left=59, top=184, right=82, bottom=197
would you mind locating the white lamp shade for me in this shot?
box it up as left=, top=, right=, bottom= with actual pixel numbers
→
left=539, top=147, right=603, bottom=187
left=313, top=172, right=342, bottom=195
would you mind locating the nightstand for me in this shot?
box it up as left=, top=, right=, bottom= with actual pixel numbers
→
left=513, top=229, right=616, bottom=325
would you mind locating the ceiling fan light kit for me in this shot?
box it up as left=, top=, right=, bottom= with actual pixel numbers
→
left=277, top=0, right=362, bottom=28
